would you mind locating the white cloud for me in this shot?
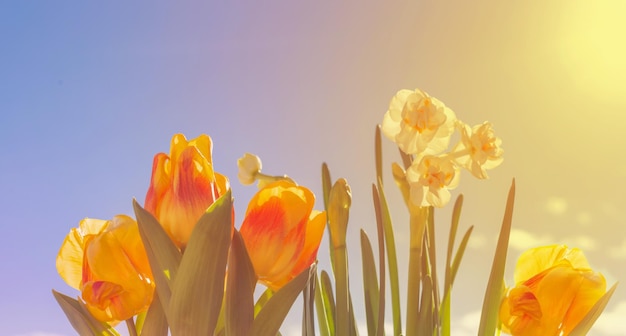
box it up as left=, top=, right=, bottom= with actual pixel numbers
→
left=545, top=196, right=568, bottom=215
left=450, top=310, right=481, bottom=336
left=608, top=239, right=626, bottom=259
left=561, top=235, right=597, bottom=251
left=508, top=229, right=552, bottom=250
left=467, top=233, right=487, bottom=249
left=591, top=300, right=626, bottom=335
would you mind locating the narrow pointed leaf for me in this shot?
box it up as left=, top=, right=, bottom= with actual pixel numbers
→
left=376, top=177, right=402, bottom=335
left=441, top=195, right=464, bottom=336
left=360, top=229, right=379, bottom=336
left=133, top=199, right=182, bottom=318
left=168, top=190, right=232, bottom=335
left=375, top=125, right=383, bottom=185
left=320, top=271, right=336, bottom=335
left=373, top=187, right=387, bottom=336
left=251, top=265, right=315, bottom=336
left=254, top=288, right=274, bottom=317
left=314, top=274, right=331, bottom=336
left=302, top=270, right=316, bottom=336
left=140, top=293, right=168, bottom=335
left=478, top=180, right=515, bottom=336
left=570, top=282, right=618, bottom=336
left=450, top=226, right=473, bottom=285
left=226, top=230, right=257, bottom=336
left=418, top=275, right=433, bottom=336
left=52, top=290, right=118, bottom=336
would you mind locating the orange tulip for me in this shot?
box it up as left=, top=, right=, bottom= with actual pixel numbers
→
left=240, top=180, right=326, bottom=290
left=499, top=245, right=606, bottom=336
left=56, top=215, right=154, bottom=322
left=145, top=133, right=230, bottom=248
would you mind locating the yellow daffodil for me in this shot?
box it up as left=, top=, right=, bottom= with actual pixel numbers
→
left=237, top=152, right=262, bottom=185
left=406, top=155, right=460, bottom=208
left=56, top=215, right=154, bottom=322
left=145, top=133, right=230, bottom=248
left=382, top=88, right=456, bottom=155
left=452, top=121, right=503, bottom=179
left=240, top=180, right=326, bottom=290
left=499, top=245, right=606, bottom=336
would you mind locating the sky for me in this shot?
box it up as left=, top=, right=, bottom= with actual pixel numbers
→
left=1, top=1, right=626, bottom=335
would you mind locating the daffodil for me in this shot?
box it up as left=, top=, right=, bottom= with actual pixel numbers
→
left=382, top=88, right=456, bottom=156
left=499, top=245, right=606, bottom=336
left=240, top=180, right=326, bottom=290
left=452, top=121, right=503, bottom=179
left=237, top=153, right=262, bottom=185
left=406, top=155, right=460, bottom=208
left=145, top=133, right=230, bottom=248
left=56, top=215, right=154, bottom=322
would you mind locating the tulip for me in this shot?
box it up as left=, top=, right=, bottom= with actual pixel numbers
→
left=56, top=215, right=154, bottom=322
left=240, top=180, right=326, bottom=290
left=145, top=133, right=230, bottom=248
left=499, top=245, right=606, bottom=336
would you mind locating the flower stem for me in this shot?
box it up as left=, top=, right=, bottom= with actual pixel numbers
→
left=406, top=207, right=428, bottom=336
left=126, top=318, right=138, bottom=336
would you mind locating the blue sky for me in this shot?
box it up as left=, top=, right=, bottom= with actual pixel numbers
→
left=2, top=1, right=626, bottom=335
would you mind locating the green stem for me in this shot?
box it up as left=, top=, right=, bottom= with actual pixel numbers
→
left=126, top=318, right=138, bottom=336
left=333, top=243, right=350, bottom=336
left=406, top=207, right=428, bottom=336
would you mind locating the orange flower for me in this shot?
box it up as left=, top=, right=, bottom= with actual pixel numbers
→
left=56, top=215, right=154, bottom=322
left=499, top=245, right=606, bottom=336
left=240, top=180, right=326, bottom=290
left=145, top=133, right=230, bottom=248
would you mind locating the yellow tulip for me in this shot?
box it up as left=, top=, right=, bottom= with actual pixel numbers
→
left=240, top=180, right=326, bottom=290
left=499, top=245, right=606, bottom=336
left=56, top=215, right=154, bottom=322
left=145, top=133, right=230, bottom=248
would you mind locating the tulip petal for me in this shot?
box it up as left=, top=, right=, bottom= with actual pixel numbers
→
left=56, top=218, right=109, bottom=289
left=514, top=245, right=591, bottom=284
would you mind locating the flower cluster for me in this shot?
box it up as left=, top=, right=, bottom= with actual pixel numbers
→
left=56, top=134, right=325, bottom=326
left=382, top=88, right=504, bottom=207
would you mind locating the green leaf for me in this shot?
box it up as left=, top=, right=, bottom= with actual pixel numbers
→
left=372, top=186, right=387, bottom=336
left=478, top=180, right=516, bottom=336
left=375, top=125, right=383, bottom=185
left=133, top=199, right=182, bottom=320
left=360, top=229, right=380, bottom=336
left=168, top=190, right=232, bottom=335
left=225, top=230, right=257, bottom=336
left=319, top=271, right=336, bottom=335
left=328, top=178, right=352, bottom=336
left=254, top=288, right=274, bottom=317
left=314, top=274, right=332, bottom=336
left=52, top=290, right=119, bottom=336
left=375, top=177, right=402, bottom=336
left=441, top=195, right=464, bottom=336
left=140, top=293, right=168, bottom=335
left=570, top=282, right=618, bottom=336
left=251, top=265, right=315, bottom=336
left=417, top=275, right=433, bottom=336
left=425, top=207, right=440, bottom=329
left=302, top=267, right=317, bottom=336
left=450, top=226, right=473, bottom=286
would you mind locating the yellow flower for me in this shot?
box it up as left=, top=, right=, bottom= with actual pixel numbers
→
left=56, top=215, right=154, bottom=322
left=382, top=89, right=456, bottom=155
left=237, top=152, right=262, bottom=185
left=145, top=133, right=230, bottom=248
left=499, top=245, right=606, bottom=336
left=240, top=180, right=326, bottom=290
left=406, top=155, right=460, bottom=208
left=452, top=121, right=503, bottom=179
